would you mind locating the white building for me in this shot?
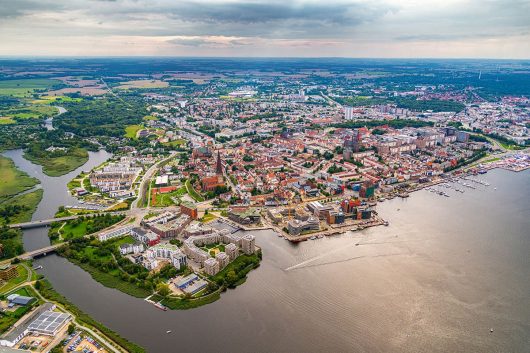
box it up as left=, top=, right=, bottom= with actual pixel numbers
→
left=344, top=106, right=354, bottom=120
left=204, top=257, right=220, bottom=276
left=215, top=252, right=230, bottom=269
left=225, top=243, right=239, bottom=261
left=119, top=242, right=144, bottom=255
left=98, top=225, right=134, bottom=242
left=241, top=234, right=256, bottom=255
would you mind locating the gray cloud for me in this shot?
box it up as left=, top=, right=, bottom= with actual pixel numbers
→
left=0, top=0, right=529, bottom=57
left=0, top=0, right=62, bottom=18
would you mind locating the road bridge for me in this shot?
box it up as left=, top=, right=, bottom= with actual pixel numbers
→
left=18, top=244, right=63, bottom=260
left=9, top=216, right=79, bottom=229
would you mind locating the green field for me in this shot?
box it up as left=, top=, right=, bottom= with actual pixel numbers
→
left=0, top=156, right=39, bottom=201
left=24, top=147, right=89, bottom=176
left=0, top=79, right=61, bottom=97
left=200, top=213, right=217, bottom=223
left=31, top=95, right=82, bottom=104
left=124, top=124, right=143, bottom=139
left=0, top=117, right=16, bottom=125
left=162, top=139, right=186, bottom=147
left=2, top=104, right=58, bottom=120
left=152, top=186, right=186, bottom=207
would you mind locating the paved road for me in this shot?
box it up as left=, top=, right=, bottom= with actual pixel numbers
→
left=132, top=152, right=178, bottom=209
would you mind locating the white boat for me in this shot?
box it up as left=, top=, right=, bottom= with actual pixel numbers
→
left=166, top=330, right=172, bottom=334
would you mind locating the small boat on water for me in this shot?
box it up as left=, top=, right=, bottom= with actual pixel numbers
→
left=166, top=330, right=172, bottom=334
left=154, top=302, right=167, bottom=311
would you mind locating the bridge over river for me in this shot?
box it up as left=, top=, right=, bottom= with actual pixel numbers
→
left=9, top=216, right=79, bottom=229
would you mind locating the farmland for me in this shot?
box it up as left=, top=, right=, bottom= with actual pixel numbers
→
left=0, top=78, right=62, bottom=97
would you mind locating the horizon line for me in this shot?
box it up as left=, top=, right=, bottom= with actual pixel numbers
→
left=0, top=55, right=529, bottom=61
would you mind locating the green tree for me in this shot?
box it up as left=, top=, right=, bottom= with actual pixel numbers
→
left=156, top=283, right=170, bottom=297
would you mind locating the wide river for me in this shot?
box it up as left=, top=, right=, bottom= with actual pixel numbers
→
left=4, top=150, right=530, bottom=353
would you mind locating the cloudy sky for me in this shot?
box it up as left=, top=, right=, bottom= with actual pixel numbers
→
left=0, top=0, right=529, bottom=58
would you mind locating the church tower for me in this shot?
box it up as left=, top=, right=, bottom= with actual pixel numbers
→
left=215, top=150, right=223, bottom=175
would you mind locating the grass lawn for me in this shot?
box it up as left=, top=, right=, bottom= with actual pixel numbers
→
left=61, top=222, right=88, bottom=240
left=482, top=157, right=501, bottom=164
left=159, top=290, right=221, bottom=310
left=162, top=139, right=186, bottom=147
left=152, top=187, right=186, bottom=207
left=143, top=115, right=158, bottom=121
left=0, top=265, right=29, bottom=295
left=0, top=156, right=39, bottom=201
left=499, top=142, right=525, bottom=150
left=185, top=179, right=205, bottom=202
left=0, top=79, right=61, bottom=97
left=24, top=147, right=88, bottom=176
left=124, top=124, right=143, bottom=139
left=200, top=213, right=217, bottom=223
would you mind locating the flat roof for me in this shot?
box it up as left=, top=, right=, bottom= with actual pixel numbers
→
left=183, top=280, right=207, bottom=294
left=28, top=310, right=70, bottom=335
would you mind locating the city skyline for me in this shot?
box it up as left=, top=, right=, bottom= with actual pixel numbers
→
left=1, top=0, right=529, bottom=58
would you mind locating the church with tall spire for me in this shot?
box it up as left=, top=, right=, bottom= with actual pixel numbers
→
left=215, top=150, right=223, bottom=175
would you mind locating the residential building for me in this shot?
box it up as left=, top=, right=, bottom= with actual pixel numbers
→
left=241, top=234, right=256, bottom=255
left=204, top=257, right=220, bottom=276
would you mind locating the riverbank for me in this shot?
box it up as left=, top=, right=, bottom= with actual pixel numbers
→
left=56, top=235, right=262, bottom=310
left=0, top=155, right=44, bottom=259
left=0, top=155, right=39, bottom=202
left=35, top=280, right=146, bottom=353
